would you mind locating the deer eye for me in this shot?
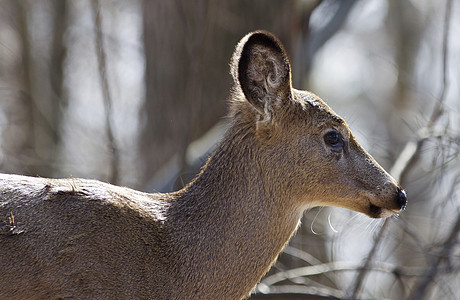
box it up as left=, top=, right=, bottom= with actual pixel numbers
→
left=324, top=131, right=344, bottom=151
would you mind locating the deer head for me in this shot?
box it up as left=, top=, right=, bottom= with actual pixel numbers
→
left=229, top=31, right=407, bottom=219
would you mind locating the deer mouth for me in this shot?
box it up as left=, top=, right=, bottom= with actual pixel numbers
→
left=357, top=191, right=386, bottom=218
left=367, top=203, right=400, bottom=218
left=368, top=203, right=382, bottom=218
left=359, top=187, right=407, bottom=218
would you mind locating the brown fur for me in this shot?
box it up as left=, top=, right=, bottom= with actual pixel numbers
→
left=0, top=31, right=405, bottom=299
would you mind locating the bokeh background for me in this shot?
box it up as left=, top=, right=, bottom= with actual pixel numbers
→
left=0, top=0, right=459, bottom=299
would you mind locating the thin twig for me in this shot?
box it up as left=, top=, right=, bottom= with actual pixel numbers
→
left=392, top=0, right=452, bottom=184
left=346, top=0, right=453, bottom=298
left=405, top=4, right=457, bottom=296
left=260, top=259, right=427, bottom=289
left=254, top=285, right=342, bottom=299
left=407, top=212, right=460, bottom=300
left=91, top=0, right=120, bottom=184
left=295, top=0, right=357, bottom=87
left=281, top=245, right=338, bottom=286
left=345, top=219, right=390, bottom=298
left=427, top=0, right=452, bottom=127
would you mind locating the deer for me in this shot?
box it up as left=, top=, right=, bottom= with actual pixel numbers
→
left=0, top=31, right=406, bottom=300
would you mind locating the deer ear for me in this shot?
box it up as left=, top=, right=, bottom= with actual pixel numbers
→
left=231, top=31, right=292, bottom=116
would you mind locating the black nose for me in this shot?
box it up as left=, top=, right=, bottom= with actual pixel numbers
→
left=396, top=188, right=407, bottom=210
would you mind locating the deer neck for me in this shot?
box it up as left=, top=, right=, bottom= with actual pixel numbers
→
left=168, top=121, right=304, bottom=298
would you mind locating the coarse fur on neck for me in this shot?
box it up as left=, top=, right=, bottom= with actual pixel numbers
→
left=167, top=107, right=307, bottom=299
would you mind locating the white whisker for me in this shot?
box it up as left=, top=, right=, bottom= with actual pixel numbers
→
left=310, top=207, right=323, bottom=235
left=328, top=213, right=339, bottom=233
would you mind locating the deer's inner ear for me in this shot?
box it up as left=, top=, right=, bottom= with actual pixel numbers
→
left=236, top=31, right=292, bottom=114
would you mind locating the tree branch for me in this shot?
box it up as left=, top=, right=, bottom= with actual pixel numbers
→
left=294, top=0, right=357, bottom=87
left=345, top=0, right=454, bottom=298
left=407, top=212, right=460, bottom=300
left=344, top=218, right=390, bottom=298
left=260, top=259, right=428, bottom=291
left=91, top=0, right=120, bottom=184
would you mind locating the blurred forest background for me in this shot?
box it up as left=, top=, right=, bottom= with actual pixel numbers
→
left=0, top=0, right=459, bottom=299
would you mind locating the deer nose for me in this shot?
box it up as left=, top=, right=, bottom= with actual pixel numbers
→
left=396, top=188, right=407, bottom=210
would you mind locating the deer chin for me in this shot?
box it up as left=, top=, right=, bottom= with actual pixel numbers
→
left=323, top=194, right=399, bottom=218
left=353, top=190, right=401, bottom=218
left=366, top=203, right=397, bottom=218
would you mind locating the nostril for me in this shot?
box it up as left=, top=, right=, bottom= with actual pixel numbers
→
left=396, top=188, right=407, bottom=210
